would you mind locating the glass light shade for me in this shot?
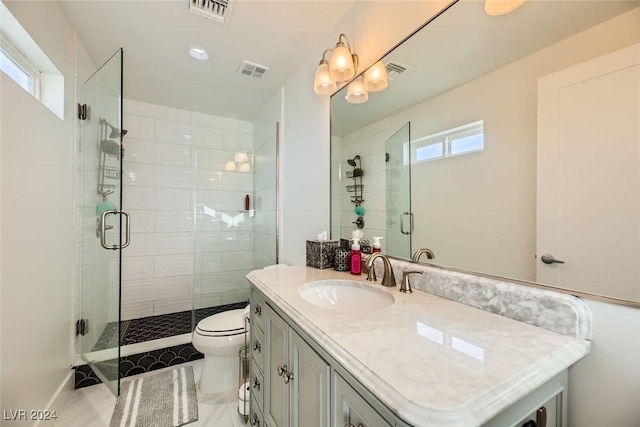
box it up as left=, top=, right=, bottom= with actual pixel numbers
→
left=224, top=160, right=236, bottom=171
left=234, top=151, right=248, bottom=163
left=364, top=61, right=388, bottom=92
left=239, top=162, right=251, bottom=172
left=345, top=76, right=368, bottom=104
left=484, top=0, right=526, bottom=15
left=313, top=62, right=337, bottom=95
left=329, top=43, right=355, bottom=82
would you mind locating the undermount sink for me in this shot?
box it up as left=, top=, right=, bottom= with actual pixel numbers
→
left=299, top=280, right=395, bottom=312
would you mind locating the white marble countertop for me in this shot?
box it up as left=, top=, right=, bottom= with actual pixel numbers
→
left=247, top=265, right=591, bottom=427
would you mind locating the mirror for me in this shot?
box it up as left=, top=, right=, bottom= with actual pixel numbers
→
left=330, top=0, right=640, bottom=305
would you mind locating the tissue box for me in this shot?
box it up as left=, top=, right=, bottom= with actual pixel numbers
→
left=306, top=240, right=339, bottom=269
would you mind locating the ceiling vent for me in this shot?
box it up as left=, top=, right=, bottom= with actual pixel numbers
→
left=237, top=60, right=269, bottom=79
left=189, top=0, right=234, bottom=25
left=384, top=61, right=409, bottom=80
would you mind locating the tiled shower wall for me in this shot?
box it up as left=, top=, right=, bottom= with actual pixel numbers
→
left=121, top=100, right=254, bottom=320
left=332, top=120, right=391, bottom=248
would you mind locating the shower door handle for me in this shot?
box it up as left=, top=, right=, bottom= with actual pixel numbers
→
left=400, top=212, right=414, bottom=235
left=100, top=210, right=131, bottom=250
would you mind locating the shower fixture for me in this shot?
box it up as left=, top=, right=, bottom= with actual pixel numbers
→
left=99, top=118, right=128, bottom=139
left=347, top=155, right=360, bottom=167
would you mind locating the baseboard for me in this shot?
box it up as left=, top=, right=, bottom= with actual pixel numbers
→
left=32, top=370, right=74, bottom=427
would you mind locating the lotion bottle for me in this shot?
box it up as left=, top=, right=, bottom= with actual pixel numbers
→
left=350, top=238, right=362, bottom=275
left=372, top=236, right=383, bottom=253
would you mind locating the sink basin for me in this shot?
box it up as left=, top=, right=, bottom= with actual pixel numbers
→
left=299, top=280, right=395, bottom=312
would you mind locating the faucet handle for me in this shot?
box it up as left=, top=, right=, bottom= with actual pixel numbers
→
left=400, top=270, right=423, bottom=293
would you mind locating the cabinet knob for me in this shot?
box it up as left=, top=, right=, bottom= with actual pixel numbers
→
left=252, top=378, right=261, bottom=390
left=253, top=304, right=262, bottom=316
left=253, top=341, right=261, bottom=352
left=277, top=365, right=287, bottom=377
left=250, top=415, right=260, bottom=426
left=283, top=372, right=294, bottom=384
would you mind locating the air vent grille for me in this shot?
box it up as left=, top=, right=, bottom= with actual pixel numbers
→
left=385, top=61, right=409, bottom=79
left=238, top=60, right=269, bottom=79
left=189, top=0, right=234, bottom=24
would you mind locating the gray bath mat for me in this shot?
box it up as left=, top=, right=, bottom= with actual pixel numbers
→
left=110, top=366, right=198, bottom=427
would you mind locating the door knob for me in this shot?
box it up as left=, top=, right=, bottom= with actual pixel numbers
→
left=540, top=254, right=565, bottom=264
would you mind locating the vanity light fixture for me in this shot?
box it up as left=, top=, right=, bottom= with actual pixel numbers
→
left=484, top=0, right=527, bottom=16
left=313, top=49, right=338, bottom=95
left=345, top=76, right=368, bottom=104
left=313, top=33, right=359, bottom=95
left=363, top=61, right=388, bottom=92
left=329, top=33, right=359, bottom=82
left=224, top=160, right=236, bottom=171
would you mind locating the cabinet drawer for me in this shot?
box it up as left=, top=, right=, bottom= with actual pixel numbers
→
left=249, top=403, right=265, bottom=427
left=250, top=359, right=264, bottom=411
left=251, top=290, right=266, bottom=332
left=333, top=372, right=392, bottom=427
left=251, top=323, right=265, bottom=373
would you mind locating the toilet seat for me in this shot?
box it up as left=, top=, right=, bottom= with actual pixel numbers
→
left=195, top=309, right=247, bottom=337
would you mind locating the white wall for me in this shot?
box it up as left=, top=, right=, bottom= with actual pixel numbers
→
left=280, top=0, right=453, bottom=265
left=120, top=100, right=254, bottom=319
left=280, top=4, right=640, bottom=426
left=0, top=0, right=94, bottom=422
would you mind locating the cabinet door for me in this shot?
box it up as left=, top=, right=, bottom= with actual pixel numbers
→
left=290, top=330, right=330, bottom=427
left=518, top=394, right=559, bottom=427
left=333, top=372, right=392, bottom=427
left=264, top=305, right=290, bottom=427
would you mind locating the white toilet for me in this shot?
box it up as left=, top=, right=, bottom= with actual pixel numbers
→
left=192, top=307, right=248, bottom=393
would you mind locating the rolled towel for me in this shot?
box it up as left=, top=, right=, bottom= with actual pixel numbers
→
left=241, top=304, right=251, bottom=330
left=238, top=398, right=249, bottom=416
left=239, top=381, right=251, bottom=401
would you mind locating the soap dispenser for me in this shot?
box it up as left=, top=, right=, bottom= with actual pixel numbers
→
left=372, top=236, right=383, bottom=253
left=350, top=238, right=362, bottom=275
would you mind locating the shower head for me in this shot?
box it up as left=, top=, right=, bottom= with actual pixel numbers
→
left=347, top=155, right=360, bottom=167
left=99, top=118, right=128, bottom=139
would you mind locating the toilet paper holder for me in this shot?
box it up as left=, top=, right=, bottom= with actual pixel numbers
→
left=238, top=317, right=250, bottom=423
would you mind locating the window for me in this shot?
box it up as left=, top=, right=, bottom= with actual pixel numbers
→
left=0, top=33, right=39, bottom=97
left=414, top=120, right=484, bottom=163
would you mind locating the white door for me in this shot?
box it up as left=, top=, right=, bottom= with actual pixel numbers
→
left=537, top=43, right=640, bottom=302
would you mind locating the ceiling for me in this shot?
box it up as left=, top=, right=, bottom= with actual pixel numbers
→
left=58, top=0, right=355, bottom=122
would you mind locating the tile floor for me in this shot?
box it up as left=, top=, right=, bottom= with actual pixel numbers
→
left=54, top=360, right=247, bottom=427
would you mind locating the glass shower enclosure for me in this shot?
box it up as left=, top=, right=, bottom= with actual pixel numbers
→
left=79, top=49, right=126, bottom=395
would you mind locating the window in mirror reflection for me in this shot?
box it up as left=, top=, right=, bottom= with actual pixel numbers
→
left=414, top=120, right=484, bottom=163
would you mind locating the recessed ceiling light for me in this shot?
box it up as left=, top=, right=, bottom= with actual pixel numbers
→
left=189, top=48, right=208, bottom=60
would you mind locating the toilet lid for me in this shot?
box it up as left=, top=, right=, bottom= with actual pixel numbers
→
left=196, top=309, right=246, bottom=337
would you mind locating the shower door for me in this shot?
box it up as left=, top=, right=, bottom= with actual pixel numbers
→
left=385, top=122, right=412, bottom=258
left=79, top=49, right=126, bottom=396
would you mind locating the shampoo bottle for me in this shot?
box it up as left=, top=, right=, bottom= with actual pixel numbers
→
left=350, top=238, right=362, bottom=275
left=372, top=236, right=383, bottom=253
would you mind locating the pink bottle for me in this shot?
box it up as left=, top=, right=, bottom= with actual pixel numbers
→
left=350, top=239, right=361, bottom=275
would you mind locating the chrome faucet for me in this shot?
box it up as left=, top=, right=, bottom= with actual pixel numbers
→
left=365, top=253, right=397, bottom=287
left=400, top=270, right=423, bottom=293
left=411, top=248, right=435, bottom=262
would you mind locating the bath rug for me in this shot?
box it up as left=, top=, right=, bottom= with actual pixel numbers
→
left=110, top=366, right=198, bottom=427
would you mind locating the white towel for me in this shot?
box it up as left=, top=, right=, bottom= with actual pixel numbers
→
left=238, top=381, right=250, bottom=401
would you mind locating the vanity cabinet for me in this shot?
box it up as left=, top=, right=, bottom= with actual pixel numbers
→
left=333, top=372, right=392, bottom=427
left=250, top=285, right=568, bottom=427
left=263, top=303, right=331, bottom=427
